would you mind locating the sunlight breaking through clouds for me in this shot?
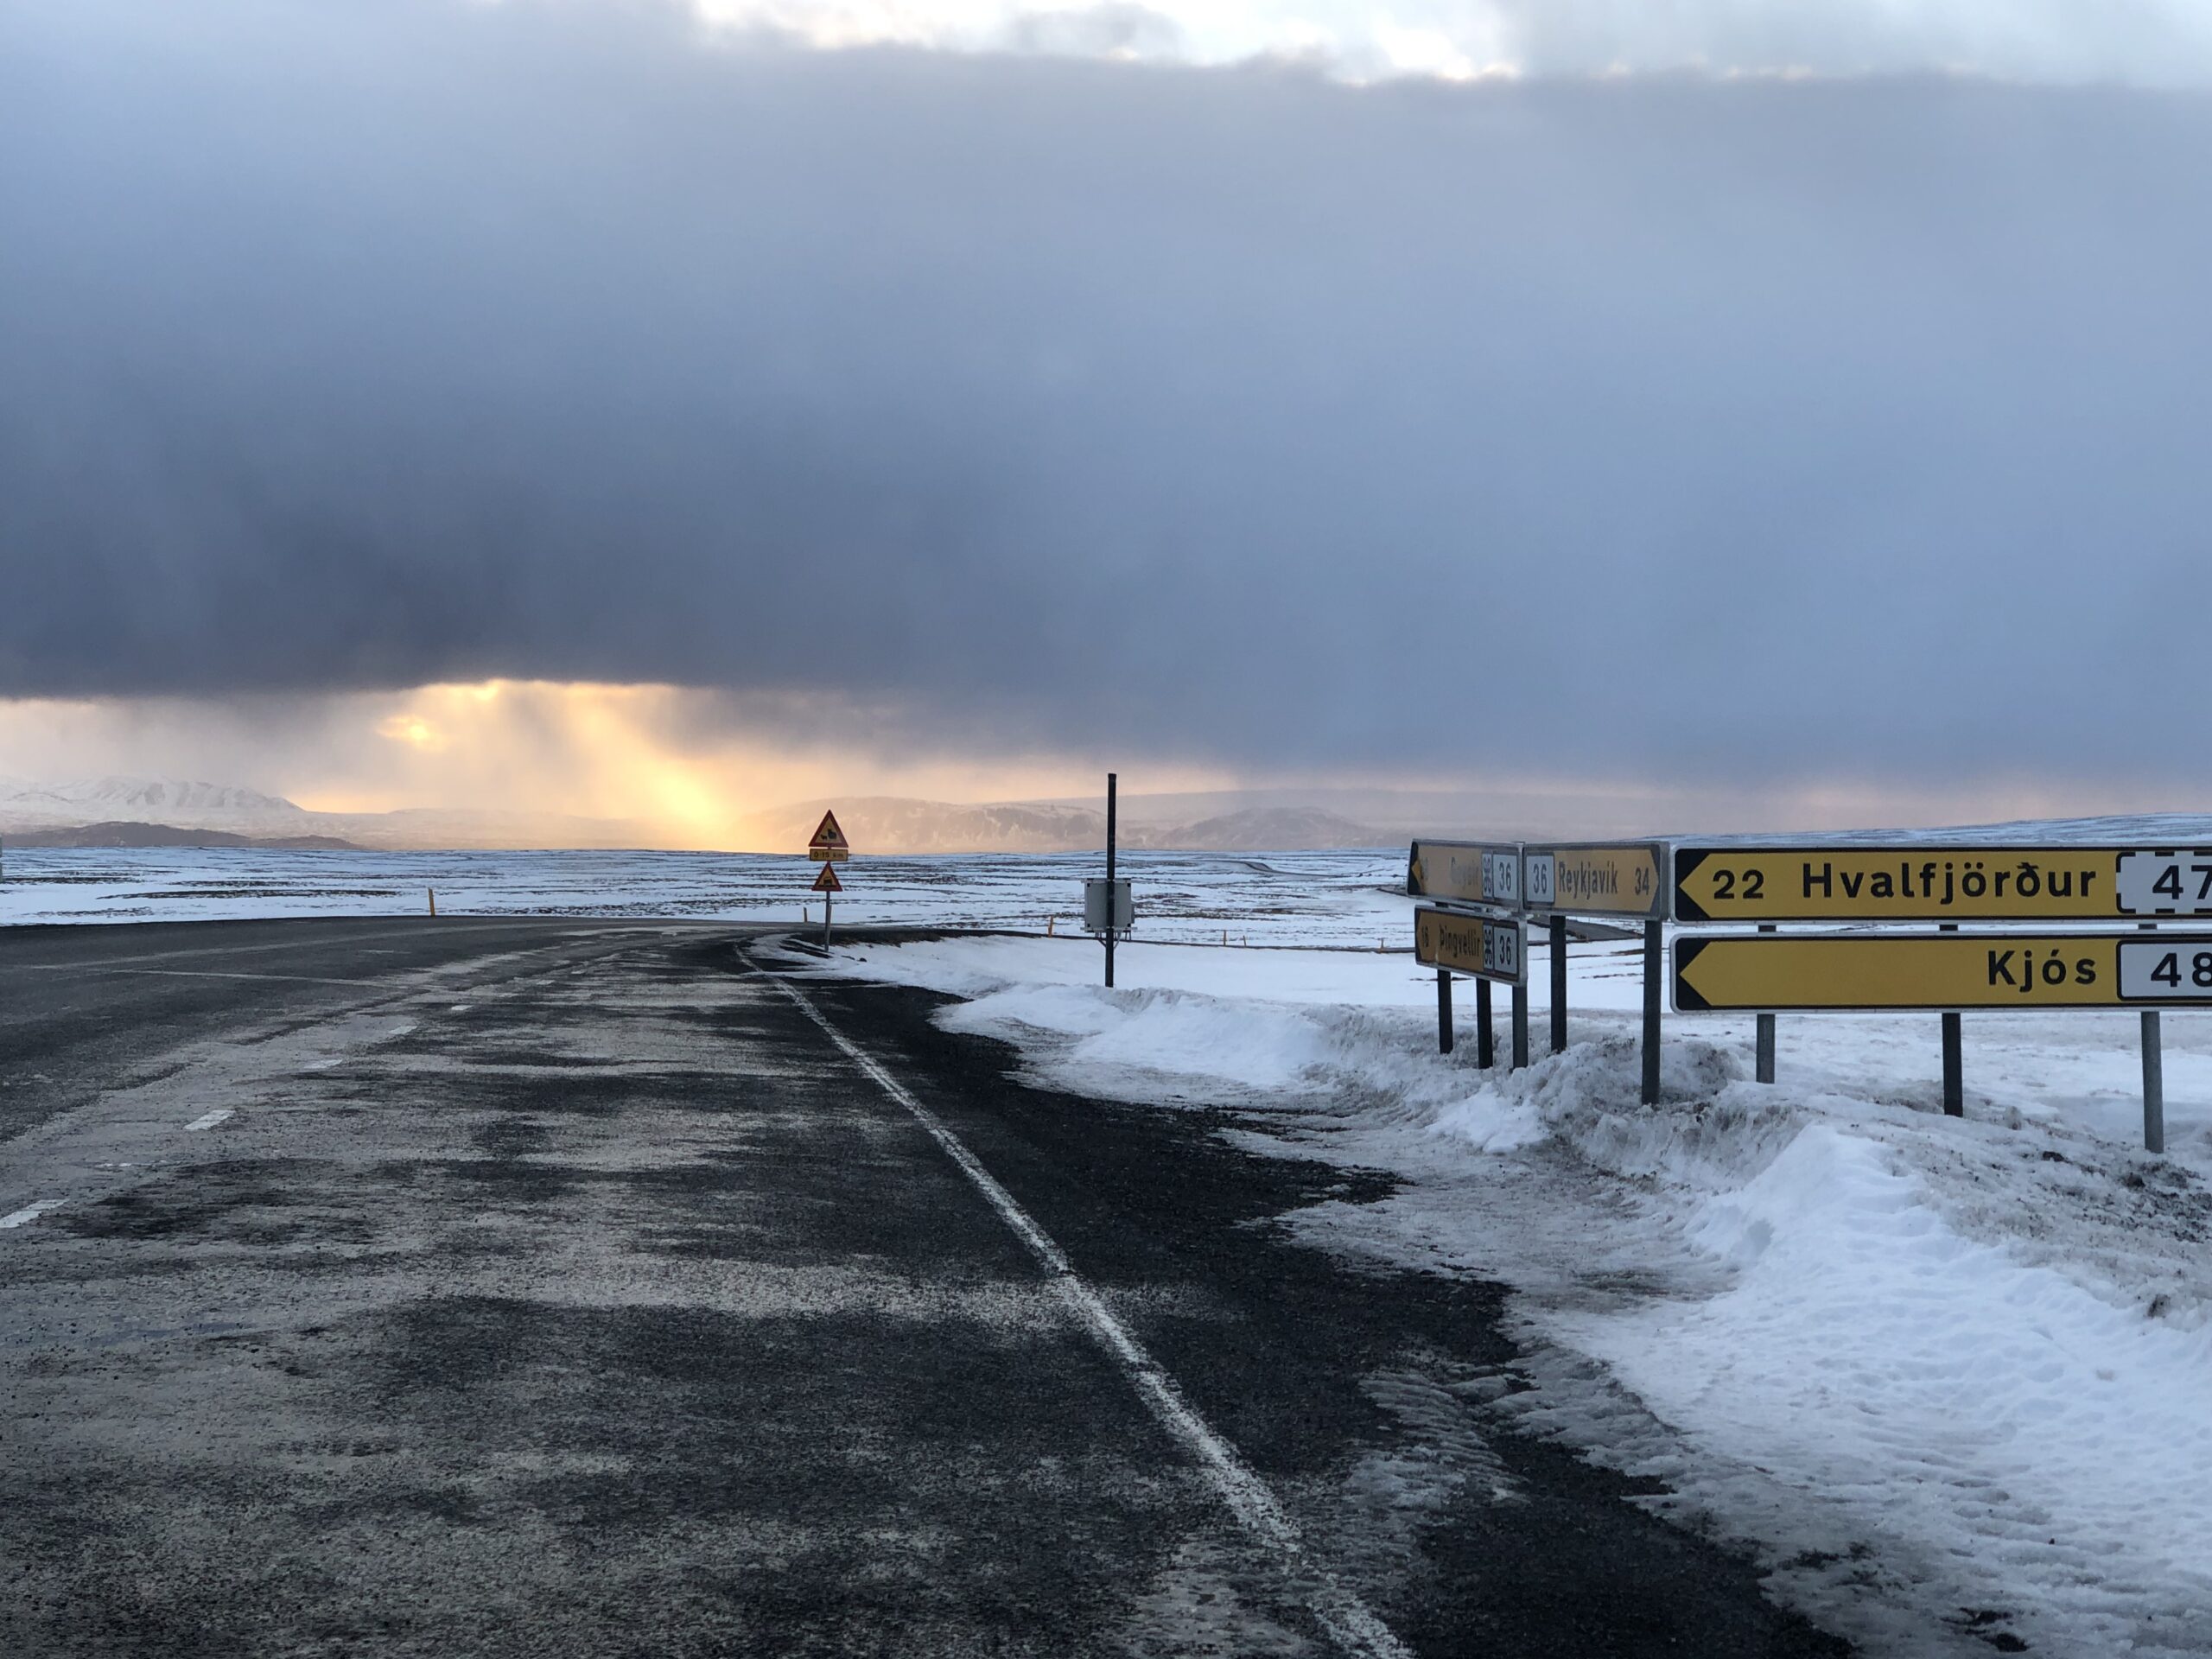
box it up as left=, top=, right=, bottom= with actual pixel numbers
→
left=681, top=0, right=2212, bottom=85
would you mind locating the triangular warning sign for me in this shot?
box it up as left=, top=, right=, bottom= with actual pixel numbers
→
left=811, top=861, right=842, bottom=893
left=808, top=810, right=849, bottom=851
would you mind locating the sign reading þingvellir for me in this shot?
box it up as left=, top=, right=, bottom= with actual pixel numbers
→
left=1673, top=931, right=2212, bottom=1012
left=1415, top=907, right=1525, bottom=985
left=1672, top=846, right=2212, bottom=924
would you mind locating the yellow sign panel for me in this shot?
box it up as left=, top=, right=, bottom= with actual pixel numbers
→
left=1673, top=932, right=2212, bottom=1012
left=807, top=809, right=852, bottom=862
left=1671, top=845, right=2212, bottom=924
left=1526, top=844, right=1665, bottom=918
left=1407, top=841, right=1519, bottom=909
left=1414, top=907, right=1524, bottom=985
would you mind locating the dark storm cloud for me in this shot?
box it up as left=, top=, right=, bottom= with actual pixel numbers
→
left=3, top=0, right=2209, bottom=784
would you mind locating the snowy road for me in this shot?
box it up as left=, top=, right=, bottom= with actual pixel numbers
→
left=0, top=919, right=1837, bottom=1656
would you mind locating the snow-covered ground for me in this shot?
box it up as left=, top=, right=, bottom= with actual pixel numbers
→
left=796, top=931, right=2212, bottom=1657
left=0, top=845, right=1406, bottom=944
left=12, top=837, right=2212, bottom=1649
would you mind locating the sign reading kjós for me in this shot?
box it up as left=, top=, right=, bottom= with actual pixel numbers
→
left=1674, top=931, right=2212, bottom=1011
left=1522, top=843, right=1665, bottom=919
left=1673, top=845, right=2212, bottom=924
left=807, top=810, right=851, bottom=863
left=1408, top=841, right=1522, bottom=911
left=1415, top=907, right=1525, bottom=985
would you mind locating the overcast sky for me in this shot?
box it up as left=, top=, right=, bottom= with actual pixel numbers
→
left=3, top=0, right=2209, bottom=815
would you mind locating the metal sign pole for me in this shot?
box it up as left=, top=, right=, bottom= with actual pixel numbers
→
left=1640, top=919, right=1662, bottom=1105
left=1510, top=982, right=1529, bottom=1070
left=1436, top=969, right=1453, bottom=1054
left=823, top=885, right=832, bottom=952
left=1549, top=914, right=1568, bottom=1053
left=2139, top=921, right=2164, bottom=1154
left=1939, top=922, right=1962, bottom=1116
left=1476, top=978, right=1494, bottom=1069
left=1104, top=772, right=1116, bottom=990
left=1755, top=922, right=1777, bottom=1084
left=2143, top=1011, right=2165, bottom=1154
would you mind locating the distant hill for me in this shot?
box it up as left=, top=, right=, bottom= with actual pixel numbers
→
left=0, top=776, right=1390, bottom=853
left=3, top=820, right=362, bottom=851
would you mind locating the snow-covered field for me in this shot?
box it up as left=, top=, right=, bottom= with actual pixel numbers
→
left=793, top=931, right=2212, bottom=1657
left=0, top=845, right=1407, bottom=944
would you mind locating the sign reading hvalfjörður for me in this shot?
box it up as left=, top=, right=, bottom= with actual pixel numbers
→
left=1673, top=845, right=2212, bottom=925
left=1414, top=907, right=1526, bottom=985
left=1407, top=841, right=1522, bottom=911
left=1673, top=931, right=2212, bottom=1012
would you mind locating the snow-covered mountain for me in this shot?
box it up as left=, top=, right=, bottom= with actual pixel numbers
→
left=22, top=777, right=305, bottom=817
left=0, top=778, right=1389, bottom=852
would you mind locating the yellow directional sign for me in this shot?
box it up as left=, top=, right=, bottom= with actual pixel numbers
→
left=1415, top=907, right=1525, bottom=985
left=807, top=809, right=851, bottom=863
left=1408, top=841, right=1521, bottom=910
left=1673, top=931, right=2212, bottom=1012
left=1524, top=843, right=1665, bottom=919
left=810, top=861, right=842, bottom=893
left=1672, top=845, right=2212, bottom=924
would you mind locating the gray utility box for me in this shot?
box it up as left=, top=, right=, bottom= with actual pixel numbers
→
left=1084, top=878, right=1135, bottom=935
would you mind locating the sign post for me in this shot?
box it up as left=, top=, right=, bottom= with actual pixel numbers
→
left=1436, top=969, right=1453, bottom=1055
left=811, top=860, right=842, bottom=950
left=805, top=810, right=851, bottom=951
left=1672, top=844, right=2212, bottom=925
left=1522, top=842, right=1668, bottom=1101
left=1674, top=931, right=2212, bottom=1010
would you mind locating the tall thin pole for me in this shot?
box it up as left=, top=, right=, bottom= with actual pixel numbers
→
left=1939, top=922, right=1962, bottom=1116
left=1548, top=914, right=1568, bottom=1053
left=1755, top=922, right=1777, bottom=1084
left=1510, top=980, right=1529, bottom=1070
left=1640, top=918, right=1662, bottom=1106
left=2141, top=921, right=2164, bottom=1154
left=1436, top=969, right=1453, bottom=1054
left=1104, top=772, right=1117, bottom=989
left=823, top=885, right=832, bottom=953
left=1475, top=977, right=1494, bottom=1070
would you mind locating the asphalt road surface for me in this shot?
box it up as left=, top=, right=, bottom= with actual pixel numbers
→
left=0, top=918, right=1851, bottom=1656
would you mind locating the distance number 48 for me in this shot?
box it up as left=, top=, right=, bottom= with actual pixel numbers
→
left=2147, top=950, right=2212, bottom=989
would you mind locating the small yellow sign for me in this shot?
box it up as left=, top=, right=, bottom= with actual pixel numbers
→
left=1414, top=907, right=1524, bottom=985
left=808, top=809, right=852, bottom=862
left=810, top=861, right=842, bottom=893
left=1408, top=840, right=1518, bottom=909
left=1673, top=931, right=2212, bottom=1011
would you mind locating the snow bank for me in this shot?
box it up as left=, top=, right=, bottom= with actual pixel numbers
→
left=806, top=933, right=2212, bottom=1656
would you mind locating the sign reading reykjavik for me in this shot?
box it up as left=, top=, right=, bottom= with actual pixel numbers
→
left=1673, top=931, right=2212, bottom=1012
left=1672, top=846, right=2212, bottom=924
left=1522, top=844, right=1665, bottom=919
left=1414, top=907, right=1526, bottom=985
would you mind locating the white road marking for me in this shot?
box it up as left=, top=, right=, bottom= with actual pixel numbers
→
left=84, top=968, right=371, bottom=988
left=1, top=1199, right=65, bottom=1230
left=753, top=960, right=1416, bottom=1659
left=184, top=1109, right=234, bottom=1131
